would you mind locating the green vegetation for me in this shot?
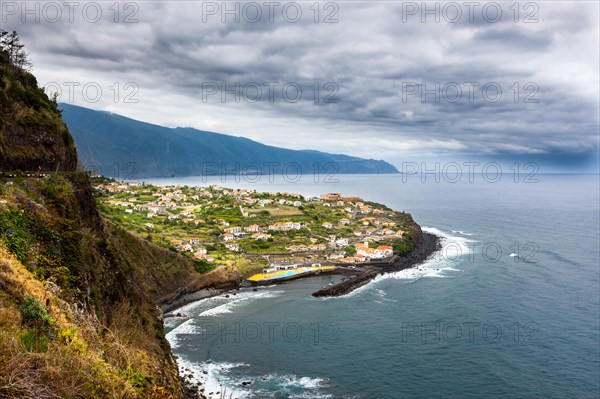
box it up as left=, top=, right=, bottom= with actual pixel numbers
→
left=193, top=258, right=215, bottom=274
left=393, top=240, right=413, bottom=256
left=0, top=35, right=194, bottom=399
left=18, top=296, right=53, bottom=332
left=17, top=296, right=54, bottom=353
left=345, top=245, right=357, bottom=255
left=0, top=173, right=194, bottom=398
left=94, top=180, right=420, bottom=274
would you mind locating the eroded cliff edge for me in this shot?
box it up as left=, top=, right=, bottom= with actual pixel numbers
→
left=0, top=61, right=197, bottom=398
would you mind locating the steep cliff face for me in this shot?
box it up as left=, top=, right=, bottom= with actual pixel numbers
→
left=0, top=67, right=78, bottom=172
left=0, top=65, right=197, bottom=398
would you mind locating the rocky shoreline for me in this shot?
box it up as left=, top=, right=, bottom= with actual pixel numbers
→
left=163, top=232, right=441, bottom=313
left=312, top=232, right=440, bottom=297
left=166, top=232, right=440, bottom=398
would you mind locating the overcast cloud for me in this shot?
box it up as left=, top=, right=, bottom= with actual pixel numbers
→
left=2, top=1, right=599, bottom=170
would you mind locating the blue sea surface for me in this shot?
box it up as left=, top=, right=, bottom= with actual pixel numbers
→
left=161, top=174, right=600, bottom=399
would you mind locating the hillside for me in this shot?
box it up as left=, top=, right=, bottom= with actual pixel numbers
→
left=0, top=50, right=207, bottom=398
left=0, top=68, right=77, bottom=172
left=60, top=103, right=399, bottom=178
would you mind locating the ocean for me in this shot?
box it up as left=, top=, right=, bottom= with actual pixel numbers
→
left=158, top=173, right=600, bottom=399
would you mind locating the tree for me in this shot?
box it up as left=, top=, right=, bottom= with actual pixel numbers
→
left=0, top=30, right=31, bottom=71
left=345, top=245, right=356, bottom=256
left=0, top=30, right=9, bottom=64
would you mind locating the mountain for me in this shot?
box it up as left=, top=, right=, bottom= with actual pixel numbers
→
left=59, top=103, right=399, bottom=178
left=1, top=57, right=205, bottom=397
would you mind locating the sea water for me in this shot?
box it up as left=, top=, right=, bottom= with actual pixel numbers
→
left=160, top=173, right=599, bottom=399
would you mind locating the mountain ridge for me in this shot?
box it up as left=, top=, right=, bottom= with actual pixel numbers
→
left=59, top=103, right=399, bottom=178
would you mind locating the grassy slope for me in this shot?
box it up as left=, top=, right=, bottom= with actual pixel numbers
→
left=0, top=64, right=203, bottom=398
left=0, top=175, right=204, bottom=398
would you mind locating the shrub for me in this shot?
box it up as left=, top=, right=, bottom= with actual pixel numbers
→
left=18, top=296, right=53, bottom=332
left=58, top=327, right=88, bottom=353
left=393, top=240, right=413, bottom=256
left=42, top=174, right=73, bottom=204
left=345, top=245, right=356, bottom=255
left=193, top=258, right=215, bottom=274
left=122, top=366, right=150, bottom=390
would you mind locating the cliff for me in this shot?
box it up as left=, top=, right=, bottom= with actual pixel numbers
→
left=0, top=65, right=198, bottom=397
left=0, top=68, right=77, bottom=173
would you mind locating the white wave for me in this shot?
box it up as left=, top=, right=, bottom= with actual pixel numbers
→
left=171, top=290, right=221, bottom=314
left=166, top=319, right=196, bottom=349
left=337, top=227, right=474, bottom=298
left=174, top=359, right=331, bottom=399
left=258, top=373, right=329, bottom=389
left=373, top=288, right=397, bottom=303
left=451, top=230, right=473, bottom=236
left=176, top=358, right=252, bottom=399
left=163, top=317, right=180, bottom=329
left=199, top=290, right=283, bottom=317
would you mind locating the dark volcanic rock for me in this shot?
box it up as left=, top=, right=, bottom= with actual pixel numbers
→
left=312, top=233, right=440, bottom=297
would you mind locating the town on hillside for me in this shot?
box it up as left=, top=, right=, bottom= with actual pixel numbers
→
left=92, top=178, right=416, bottom=277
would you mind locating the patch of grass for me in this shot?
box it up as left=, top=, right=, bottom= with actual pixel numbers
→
left=16, top=296, right=54, bottom=353
left=18, top=328, right=49, bottom=352
left=193, top=258, right=215, bottom=274
left=0, top=210, right=33, bottom=263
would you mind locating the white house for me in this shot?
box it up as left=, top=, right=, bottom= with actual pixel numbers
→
left=244, top=224, right=260, bottom=232
left=225, top=243, right=241, bottom=251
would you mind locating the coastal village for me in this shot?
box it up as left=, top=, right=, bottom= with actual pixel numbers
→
left=93, top=178, right=416, bottom=280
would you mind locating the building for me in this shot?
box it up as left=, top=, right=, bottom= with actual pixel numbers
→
left=321, top=193, right=341, bottom=201
left=308, top=243, right=327, bottom=251
left=179, top=244, right=194, bottom=252
left=244, top=224, right=260, bottom=232
left=225, top=243, right=241, bottom=251
left=335, top=238, right=349, bottom=247
left=268, top=221, right=302, bottom=231
left=355, top=243, right=393, bottom=259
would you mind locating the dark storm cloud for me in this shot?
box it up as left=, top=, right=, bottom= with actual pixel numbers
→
left=2, top=1, right=598, bottom=169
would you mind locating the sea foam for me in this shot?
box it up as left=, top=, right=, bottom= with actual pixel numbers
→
left=174, top=358, right=331, bottom=399
left=340, top=226, right=475, bottom=297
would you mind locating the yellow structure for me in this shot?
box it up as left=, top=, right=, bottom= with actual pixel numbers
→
left=247, top=265, right=336, bottom=282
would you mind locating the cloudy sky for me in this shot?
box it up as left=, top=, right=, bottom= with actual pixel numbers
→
left=3, top=1, right=599, bottom=171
